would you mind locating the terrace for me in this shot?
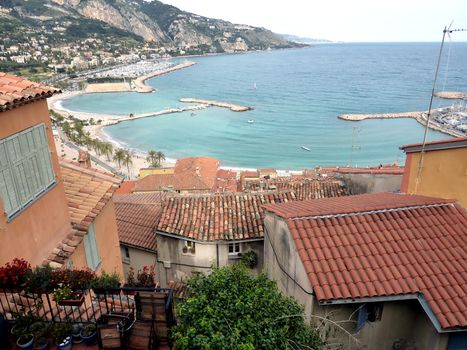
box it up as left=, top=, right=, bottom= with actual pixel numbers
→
left=0, top=260, right=180, bottom=350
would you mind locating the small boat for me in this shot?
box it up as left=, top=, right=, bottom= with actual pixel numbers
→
left=301, top=146, right=311, bottom=151
left=247, top=120, right=255, bottom=124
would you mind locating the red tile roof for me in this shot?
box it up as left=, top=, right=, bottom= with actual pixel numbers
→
left=174, top=157, right=219, bottom=190
left=264, top=193, right=467, bottom=330
left=113, top=192, right=167, bottom=205
left=401, top=136, right=467, bottom=151
left=157, top=191, right=297, bottom=241
left=215, top=169, right=238, bottom=193
left=114, top=180, right=136, bottom=194
left=245, top=178, right=349, bottom=200
left=134, top=173, right=212, bottom=192
left=0, top=72, right=61, bottom=112
left=114, top=202, right=161, bottom=252
left=44, top=162, right=122, bottom=268
left=60, top=161, right=122, bottom=229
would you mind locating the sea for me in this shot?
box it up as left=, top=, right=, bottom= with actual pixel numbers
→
left=61, top=42, right=467, bottom=170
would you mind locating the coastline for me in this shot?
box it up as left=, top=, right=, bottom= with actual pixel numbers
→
left=337, top=109, right=464, bottom=137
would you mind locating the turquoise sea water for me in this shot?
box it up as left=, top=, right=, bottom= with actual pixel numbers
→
left=62, top=43, right=467, bottom=169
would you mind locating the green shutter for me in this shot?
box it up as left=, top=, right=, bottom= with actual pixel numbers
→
left=84, top=224, right=101, bottom=270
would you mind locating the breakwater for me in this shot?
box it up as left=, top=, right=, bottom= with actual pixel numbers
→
left=338, top=110, right=464, bottom=137
left=180, top=98, right=253, bottom=112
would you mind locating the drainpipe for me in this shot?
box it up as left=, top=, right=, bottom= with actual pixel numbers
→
left=216, top=243, right=220, bottom=268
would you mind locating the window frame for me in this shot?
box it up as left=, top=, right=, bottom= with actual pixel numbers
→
left=0, top=123, right=56, bottom=220
left=182, top=240, right=196, bottom=255
left=228, top=242, right=241, bottom=255
left=83, top=223, right=101, bottom=271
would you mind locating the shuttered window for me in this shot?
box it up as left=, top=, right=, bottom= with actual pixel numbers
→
left=0, top=124, right=56, bottom=219
left=84, top=223, right=101, bottom=271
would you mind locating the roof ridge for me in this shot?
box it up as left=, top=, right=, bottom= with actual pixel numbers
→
left=60, top=160, right=122, bottom=184
left=289, top=202, right=454, bottom=220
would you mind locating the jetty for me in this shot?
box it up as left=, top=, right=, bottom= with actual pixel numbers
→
left=180, top=98, right=253, bottom=112
left=338, top=109, right=465, bottom=137
left=134, top=61, right=196, bottom=93
left=434, top=91, right=467, bottom=100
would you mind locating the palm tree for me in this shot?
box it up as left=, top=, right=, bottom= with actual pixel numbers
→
left=122, top=149, right=134, bottom=178
left=101, top=142, right=113, bottom=161
left=146, top=150, right=158, bottom=167
left=156, top=151, right=166, bottom=167
left=113, top=148, right=126, bottom=168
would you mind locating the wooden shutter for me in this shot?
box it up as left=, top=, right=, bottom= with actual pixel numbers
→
left=84, top=224, right=101, bottom=270
left=0, top=141, right=21, bottom=215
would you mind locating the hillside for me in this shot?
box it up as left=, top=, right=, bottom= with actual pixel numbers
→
left=1, top=0, right=299, bottom=54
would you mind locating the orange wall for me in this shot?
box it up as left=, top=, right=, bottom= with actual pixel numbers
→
left=0, top=100, right=72, bottom=267
left=70, top=200, right=124, bottom=278
left=402, top=147, right=467, bottom=207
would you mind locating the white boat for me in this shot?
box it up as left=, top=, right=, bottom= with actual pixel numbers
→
left=301, top=146, right=311, bottom=151
left=248, top=120, right=255, bottom=123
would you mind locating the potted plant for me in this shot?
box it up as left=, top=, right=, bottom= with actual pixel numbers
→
left=51, top=322, right=73, bottom=350
left=33, top=336, right=49, bottom=350
left=0, top=258, right=31, bottom=292
left=30, top=321, right=49, bottom=350
left=53, top=284, right=84, bottom=307
left=17, top=332, right=34, bottom=350
left=71, top=323, right=83, bottom=344
left=51, top=268, right=96, bottom=292
left=80, top=324, right=97, bottom=345
left=91, top=271, right=121, bottom=295
left=25, top=266, right=54, bottom=294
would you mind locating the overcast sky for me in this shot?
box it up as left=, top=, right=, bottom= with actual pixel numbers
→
left=160, top=0, right=467, bottom=42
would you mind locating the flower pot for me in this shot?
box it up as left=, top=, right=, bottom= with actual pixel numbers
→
left=11, top=324, right=27, bottom=338
left=17, top=335, right=34, bottom=350
left=56, top=336, right=72, bottom=350
left=80, top=329, right=97, bottom=345
left=58, top=292, right=85, bottom=306
left=33, top=337, right=49, bottom=350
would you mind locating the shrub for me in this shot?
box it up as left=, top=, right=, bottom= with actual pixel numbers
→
left=240, top=250, right=258, bottom=269
left=0, top=258, right=31, bottom=289
left=91, top=271, right=121, bottom=290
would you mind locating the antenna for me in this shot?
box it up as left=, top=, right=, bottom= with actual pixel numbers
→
left=414, top=26, right=466, bottom=193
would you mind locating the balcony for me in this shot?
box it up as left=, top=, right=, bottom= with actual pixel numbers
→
left=0, top=287, right=177, bottom=349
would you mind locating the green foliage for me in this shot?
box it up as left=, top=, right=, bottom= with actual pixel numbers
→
left=173, top=265, right=322, bottom=350
left=240, top=250, right=258, bottom=269
left=51, top=321, right=73, bottom=344
left=25, top=265, right=54, bottom=293
left=91, top=271, right=121, bottom=290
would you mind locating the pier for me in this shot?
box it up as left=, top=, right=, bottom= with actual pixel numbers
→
left=180, top=98, right=253, bottom=112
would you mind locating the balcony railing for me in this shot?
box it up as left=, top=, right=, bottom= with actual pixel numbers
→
left=0, top=286, right=177, bottom=349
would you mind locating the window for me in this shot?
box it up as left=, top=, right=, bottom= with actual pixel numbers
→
left=182, top=240, right=196, bottom=254
left=124, top=247, right=130, bottom=259
left=228, top=243, right=241, bottom=255
left=83, top=223, right=101, bottom=270
left=356, top=303, right=384, bottom=331
left=0, top=124, right=55, bottom=219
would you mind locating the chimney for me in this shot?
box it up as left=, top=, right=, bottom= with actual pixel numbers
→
left=195, top=166, right=200, bottom=177
left=78, top=150, right=91, bottom=168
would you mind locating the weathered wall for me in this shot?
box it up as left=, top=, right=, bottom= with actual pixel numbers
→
left=402, top=148, right=467, bottom=207
left=70, top=201, right=124, bottom=277
left=263, top=214, right=315, bottom=317
left=121, top=245, right=156, bottom=281
left=0, top=101, right=72, bottom=267
left=335, top=173, right=402, bottom=194
left=156, top=234, right=264, bottom=286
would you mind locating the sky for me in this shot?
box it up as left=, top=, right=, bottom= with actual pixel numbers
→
left=159, top=0, right=467, bottom=42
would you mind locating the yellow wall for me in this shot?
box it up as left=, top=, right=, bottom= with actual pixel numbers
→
left=0, top=101, right=73, bottom=267
left=70, top=201, right=124, bottom=277
left=139, top=167, right=174, bottom=178
left=403, top=148, right=467, bottom=207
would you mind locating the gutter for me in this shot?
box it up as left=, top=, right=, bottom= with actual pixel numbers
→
left=155, top=230, right=264, bottom=244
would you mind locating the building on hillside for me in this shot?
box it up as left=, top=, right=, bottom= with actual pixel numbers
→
left=59, top=161, right=123, bottom=274
left=263, top=192, right=467, bottom=350
left=244, top=177, right=349, bottom=199
left=332, top=164, right=404, bottom=194
left=133, top=156, right=221, bottom=194
left=139, top=167, right=175, bottom=178
left=0, top=72, right=124, bottom=276
left=113, top=193, right=166, bottom=277
left=400, top=136, right=467, bottom=207
left=155, top=191, right=296, bottom=286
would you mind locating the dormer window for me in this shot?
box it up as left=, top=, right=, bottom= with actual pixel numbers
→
left=0, top=124, right=55, bottom=219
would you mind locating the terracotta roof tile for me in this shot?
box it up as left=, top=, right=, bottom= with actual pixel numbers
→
left=401, top=136, right=467, bottom=151
left=60, top=161, right=122, bottom=228
left=0, top=72, right=61, bottom=112
left=157, top=191, right=296, bottom=241
left=266, top=193, right=466, bottom=330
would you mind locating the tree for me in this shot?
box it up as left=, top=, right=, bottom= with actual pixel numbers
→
left=172, top=265, right=323, bottom=350
left=101, top=142, right=113, bottom=161
left=122, top=149, right=134, bottom=177
left=156, top=151, right=165, bottom=166
left=146, top=150, right=158, bottom=167
left=113, top=148, right=126, bottom=168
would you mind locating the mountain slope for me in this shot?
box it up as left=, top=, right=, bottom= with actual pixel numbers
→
left=2, top=0, right=298, bottom=53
